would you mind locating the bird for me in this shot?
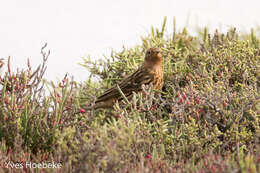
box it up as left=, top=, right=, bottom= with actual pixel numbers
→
left=81, top=47, right=163, bottom=111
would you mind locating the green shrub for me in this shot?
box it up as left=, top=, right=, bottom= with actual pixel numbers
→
left=0, top=18, right=259, bottom=172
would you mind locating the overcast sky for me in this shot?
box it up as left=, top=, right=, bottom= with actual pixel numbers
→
left=0, top=0, right=259, bottom=82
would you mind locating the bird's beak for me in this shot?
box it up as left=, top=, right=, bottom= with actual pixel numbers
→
left=155, top=48, right=161, bottom=53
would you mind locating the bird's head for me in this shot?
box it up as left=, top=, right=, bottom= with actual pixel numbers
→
left=144, top=48, right=162, bottom=64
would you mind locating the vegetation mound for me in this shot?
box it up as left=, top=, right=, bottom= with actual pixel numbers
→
left=0, top=18, right=259, bottom=172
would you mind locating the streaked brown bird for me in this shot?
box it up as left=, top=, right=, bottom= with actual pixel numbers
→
left=83, top=47, right=163, bottom=110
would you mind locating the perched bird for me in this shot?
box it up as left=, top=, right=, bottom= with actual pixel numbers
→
left=83, top=47, right=163, bottom=110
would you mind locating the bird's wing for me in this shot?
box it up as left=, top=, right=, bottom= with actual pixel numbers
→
left=96, top=66, right=154, bottom=103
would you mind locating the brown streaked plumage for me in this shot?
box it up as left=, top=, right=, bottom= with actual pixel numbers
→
left=84, top=47, right=163, bottom=110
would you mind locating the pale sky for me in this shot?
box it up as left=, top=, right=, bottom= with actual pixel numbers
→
left=0, top=0, right=259, bottom=82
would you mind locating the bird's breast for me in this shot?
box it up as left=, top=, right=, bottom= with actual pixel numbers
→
left=150, top=66, right=163, bottom=90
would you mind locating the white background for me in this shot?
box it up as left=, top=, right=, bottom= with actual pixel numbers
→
left=0, top=0, right=259, bottom=82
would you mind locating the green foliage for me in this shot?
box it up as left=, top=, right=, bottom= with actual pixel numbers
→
left=0, top=18, right=260, bottom=172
